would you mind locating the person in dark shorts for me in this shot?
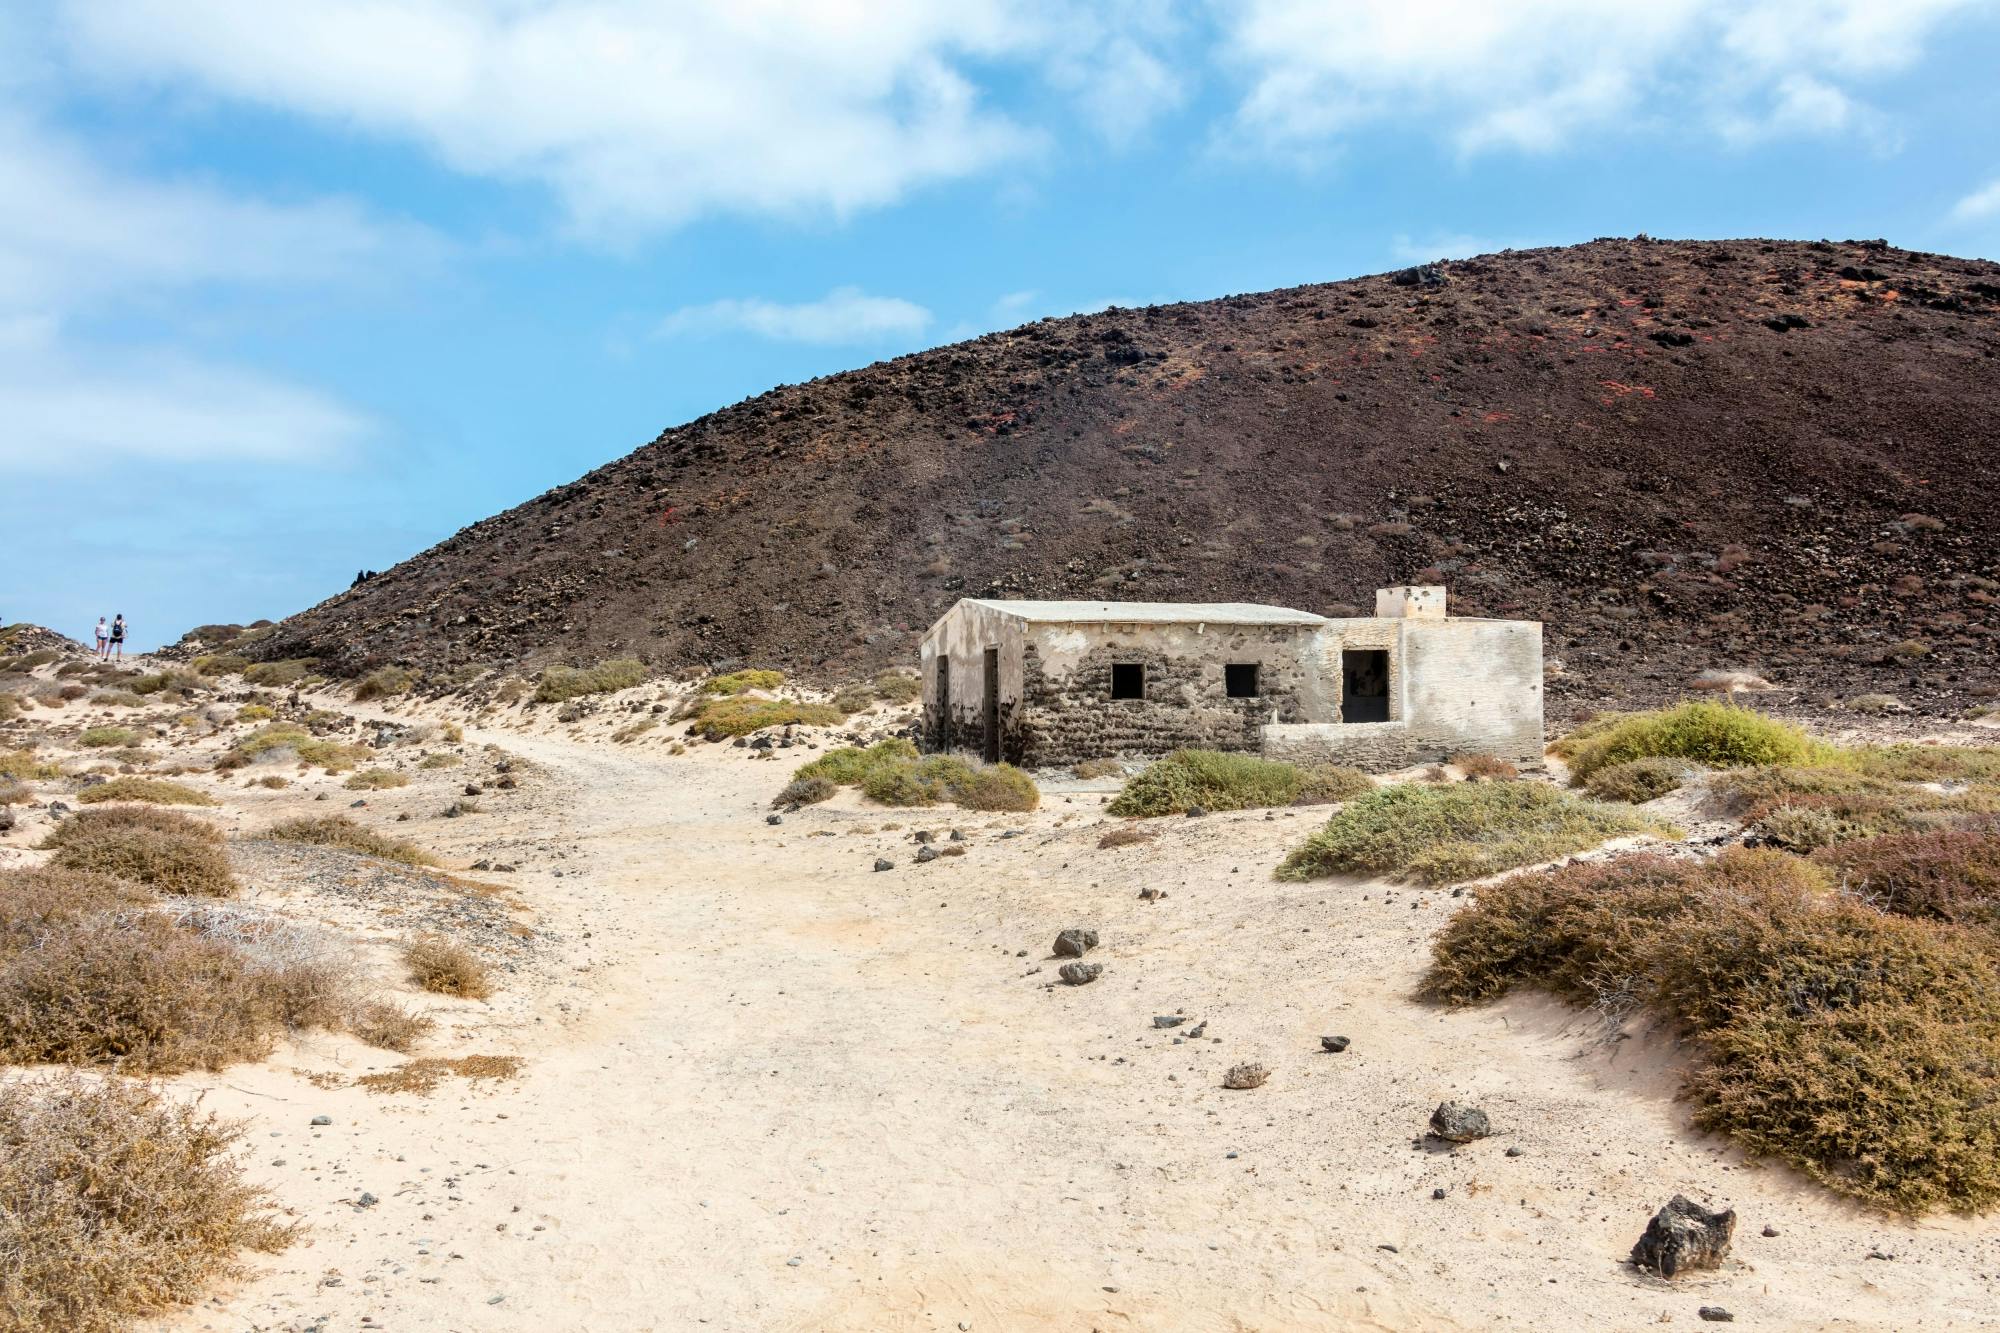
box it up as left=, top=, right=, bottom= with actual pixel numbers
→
left=109, top=614, right=127, bottom=661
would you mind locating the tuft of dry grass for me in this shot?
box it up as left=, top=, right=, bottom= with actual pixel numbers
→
left=0, top=749, right=61, bottom=781
left=1097, top=825, right=1157, bottom=849
left=0, top=1074, right=293, bottom=1333
left=225, top=725, right=365, bottom=773
left=352, top=666, right=418, bottom=701
left=872, top=671, right=921, bottom=704
left=700, top=668, right=785, bottom=696
left=772, top=775, right=837, bottom=808
left=350, top=1000, right=435, bottom=1052
left=356, top=1053, right=520, bottom=1095
left=343, top=768, right=408, bottom=791
left=402, top=934, right=492, bottom=999
left=417, top=752, right=461, bottom=769
left=1108, top=749, right=1366, bottom=816
left=240, top=659, right=315, bottom=687
left=262, top=815, right=436, bottom=867
left=1452, top=752, right=1519, bottom=781
left=1581, top=756, right=1695, bottom=803
left=1073, top=758, right=1125, bottom=780
left=78, top=726, right=140, bottom=749
left=1425, top=848, right=2000, bottom=1213
left=75, top=777, right=216, bottom=807
left=687, top=695, right=845, bottom=739
left=534, top=658, right=647, bottom=703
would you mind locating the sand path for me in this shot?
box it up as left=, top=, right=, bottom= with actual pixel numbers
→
left=158, top=724, right=2000, bottom=1332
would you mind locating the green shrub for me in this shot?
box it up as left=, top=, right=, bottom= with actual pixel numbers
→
left=241, top=659, right=315, bottom=687
left=831, top=685, right=877, bottom=714
left=1841, top=745, right=2000, bottom=785
left=700, top=668, right=785, bottom=696
left=795, top=739, right=919, bottom=786
left=1277, top=782, right=1668, bottom=885
left=872, top=671, right=921, bottom=704
left=797, top=740, right=1036, bottom=811
left=128, top=670, right=201, bottom=698
left=1295, top=764, right=1374, bottom=805
left=0, top=749, right=61, bottom=781
left=343, top=769, right=408, bottom=791
left=1424, top=849, right=2000, bottom=1213
left=1564, top=700, right=1825, bottom=782
left=1582, top=757, right=1694, bottom=804
left=89, top=690, right=146, bottom=708
left=75, top=778, right=216, bottom=808
left=227, top=725, right=364, bottom=772
left=0, top=1073, right=292, bottom=1331
left=78, top=727, right=139, bottom=749
left=1073, top=758, right=1125, bottom=780
left=687, top=696, right=844, bottom=739
left=533, top=658, right=647, bottom=703
left=940, top=761, right=1040, bottom=812
left=353, top=666, right=418, bottom=701
left=1108, top=749, right=1307, bottom=817
left=262, top=816, right=435, bottom=867
left=417, top=753, right=460, bottom=769
left=191, top=652, right=250, bottom=675
left=235, top=704, right=274, bottom=722
left=772, top=775, right=838, bottom=808
left=861, top=765, right=936, bottom=806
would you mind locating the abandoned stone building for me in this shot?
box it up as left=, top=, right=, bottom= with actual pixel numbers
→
left=918, top=587, right=1542, bottom=771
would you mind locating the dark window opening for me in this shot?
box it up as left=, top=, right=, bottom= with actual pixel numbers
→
left=1111, top=663, right=1145, bottom=700
left=1341, top=649, right=1390, bottom=723
left=1225, top=663, right=1261, bottom=698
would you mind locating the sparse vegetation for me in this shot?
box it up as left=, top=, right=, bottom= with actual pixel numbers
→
left=225, top=724, right=364, bottom=772
left=701, top=668, right=785, bottom=695
left=1073, top=758, right=1125, bottom=780
left=1562, top=700, right=1825, bottom=783
left=89, top=689, right=146, bottom=708
left=350, top=1000, right=435, bottom=1052
left=129, top=670, right=202, bottom=697
left=353, top=666, right=418, bottom=700
left=75, top=778, right=217, bottom=807
left=343, top=768, right=409, bottom=790
left=1582, top=756, right=1696, bottom=804
left=772, top=775, right=838, bottom=808
left=1424, top=848, right=2000, bottom=1213
left=403, top=934, right=492, bottom=999
left=1097, top=825, right=1157, bottom=849
left=1108, top=749, right=1369, bottom=816
left=263, top=815, right=436, bottom=867
left=1278, top=782, right=1667, bottom=885
left=0, top=749, right=60, bottom=781
left=871, top=671, right=921, bottom=704
left=418, top=753, right=461, bottom=769
left=235, top=704, right=274, bottom=722
left=0, top=1073, right=292, bottom=1332
left=534, top=658, right=648, bottom=703
left=795, top=738, right=918, bottom=786
left=191, top=652, right=250, bottom=675
left=78, top=726, right=140, bottom=749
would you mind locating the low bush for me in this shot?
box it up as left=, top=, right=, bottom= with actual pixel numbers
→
left=0, top=693, right=19, bottom=722
left=1714, top=765, right=2000, bottom=850
left=418, top=752, right=460, bottom=769
left=353, top=666, right=418, bottom=701
left=772, top=775, right=838, bottom=808
left=0, top=1074, right=292, bottom=1332
left=263, top=815, right=435, bottom=867
left=701, top=668, right=785, bottom=695
left=831, top=685, right=876, bottom=714
left=191, top=652, right=250, bottom=675
left=1109, top=749, right=1366, bottom=816
left=235, top=703, right=274, bottom=722
left=351, top=1000, right=434, bottom=1052
left=1815, top=830, right=2000, bottom=925
left=687, top=696, right=845, bottom=739
left=872, top=671, right=921, bottom=704
left=1098, top=825, right=1157, bottom=849
left=1278, top=782, right=1667, bottom=885
left=0, top=749, right=60, bottom=781
left=1581, top=756, right=1694, bottom=803
left=533, top=658, right=647, bottom=703
left=1073, top=758, right=1125, bottom=780
left=795, top=741, right=1037, bottom=811
left=343, top=768, right=408, bottom=791
left=1563, top=701, right=1824, bottom=782
left=1841, top=744, right=2000, bottom=785
left=227, top=724, right=364, bottom=772
left=74, top=778, right=216, bottom=807
left=1424, top=849, right=2000, bottom=1212
left=44, top=810, right=236, bottom=897
left=241, top=659, right=315, bottom=687
left=403, top=934, right=491, bottom=999
left=1453, top=752, right=1518, bottom=781
left=89, top=689, right=146, bottom=708
left=78, top=726, right=139, bottom=748
left=129, top=670, right=202, bottom=698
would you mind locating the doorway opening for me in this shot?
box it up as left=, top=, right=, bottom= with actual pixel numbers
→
left=1110, top=663, right=1145, bottom=700
left=935, top=657, right=951, bottom=749
left=982, top=647, right=1000, bottom=763
left=1341, top=649, right=1390, bottom=723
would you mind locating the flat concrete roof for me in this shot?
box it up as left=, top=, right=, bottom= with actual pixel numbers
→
left=961, top=599, right=1327, bottom=627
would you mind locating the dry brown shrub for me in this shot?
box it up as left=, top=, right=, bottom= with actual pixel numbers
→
left=1073, top=758, right=1125, bottom=780
left=74, top=777, right=216, bottom=807
left=263, top=815, right=435, bottom=867
left=1452, top=752, right=1519, bottom=781
left=356, top=1053, right=520, bottom=1095
left=1097, top=825, right=1156, bottom=849
left=350, top=1001, right=435, bottom=1052
left=403, top=933, right=492, bottom=999
left=0, top=1074, right=292, bottom=1333
left=43, top=810, right=236, bottom=898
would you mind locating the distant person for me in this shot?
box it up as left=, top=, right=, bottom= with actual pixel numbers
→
left=109, top=614, right=127, bottom=661
left=94, top=616, right=109, bottom=659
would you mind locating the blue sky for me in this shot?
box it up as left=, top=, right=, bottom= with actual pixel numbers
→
left=7, top=1, right=2000, bottom=649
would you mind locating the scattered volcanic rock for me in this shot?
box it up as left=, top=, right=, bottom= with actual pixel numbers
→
left=1058, top=962, right=1103, bottom=986
left=1631, top=1195, right=1737, bottom=1278
left=1428, top=1101, right=1492, bottom=1143
left=1222, top=1063, right=1270, bottom=1090
left=1052, top=928, right=1100, bottom=958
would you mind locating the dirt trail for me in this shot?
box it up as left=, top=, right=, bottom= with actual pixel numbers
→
left=157, top=726, right=2000, bottom=1332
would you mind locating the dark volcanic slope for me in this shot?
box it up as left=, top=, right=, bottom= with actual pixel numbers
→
left=265, top=237, right=2000, bottom=712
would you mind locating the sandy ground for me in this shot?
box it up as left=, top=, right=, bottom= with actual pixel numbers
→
left=8, top=674, right=2000, bottom=1331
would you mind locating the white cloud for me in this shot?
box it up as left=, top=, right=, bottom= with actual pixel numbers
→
left=656, top=287, right=933, bottom=345
left=0, top=329, right=372, bottom=470
left=1950, top=178, right=2000, bottom=224
left=57, top=1, right=1044, bottom=239
left=1216, top=0, right=1978, bottom=158
left=1389, top=233, right=1521, bottom=264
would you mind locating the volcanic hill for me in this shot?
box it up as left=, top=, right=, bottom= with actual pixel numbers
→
left=256, top=236, right=2000, bottom=714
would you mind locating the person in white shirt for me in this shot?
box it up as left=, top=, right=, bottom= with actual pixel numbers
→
left=94, top=617, right=109, bottom=659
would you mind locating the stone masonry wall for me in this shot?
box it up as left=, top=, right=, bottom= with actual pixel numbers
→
left=1013, top=623, right=1315, bottom=768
